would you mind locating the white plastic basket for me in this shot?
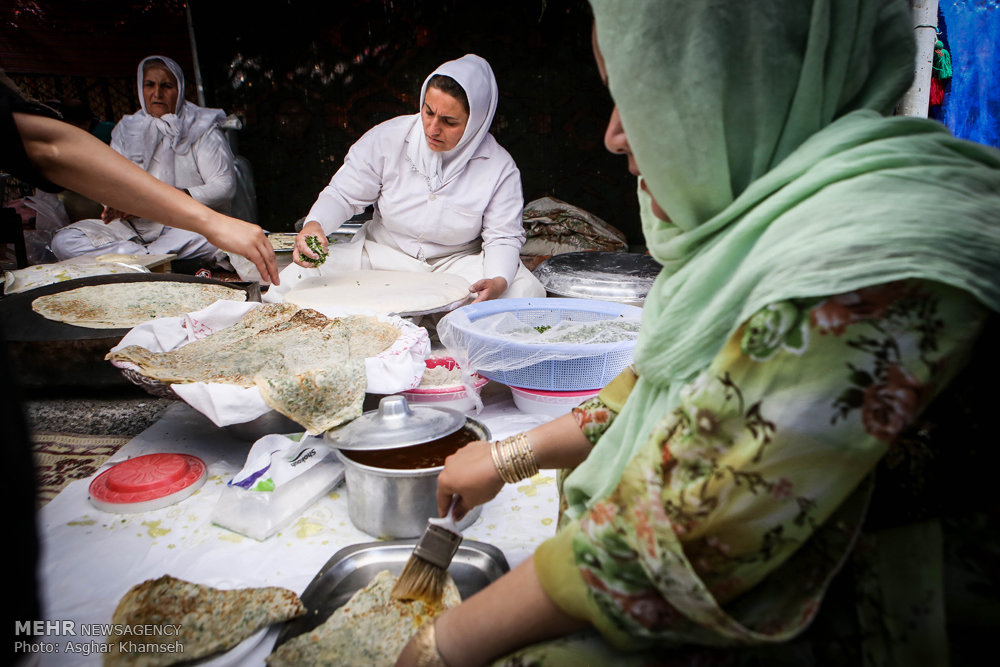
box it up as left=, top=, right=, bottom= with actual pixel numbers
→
left=438, top=298, right=642, bottom=391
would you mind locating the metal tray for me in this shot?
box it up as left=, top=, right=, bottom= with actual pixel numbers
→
left=533, top=250, right=660, bottom=304
left=273, top=539, right=509, bottom=649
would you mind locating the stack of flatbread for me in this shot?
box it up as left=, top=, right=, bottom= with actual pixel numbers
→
left=266, top=569, right=461, bottom=666
left=104, top=575, right=305, bottom=667
left=106, top=303, right=401, bottom=433
left=31, top=281, right=247, bottom=329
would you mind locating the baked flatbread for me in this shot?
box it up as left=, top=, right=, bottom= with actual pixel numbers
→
left=104, top=574, right=306, bottom=667
left=106, top=304, right=400, bottom=433
left=285, top=270, right=471, bottom=315
left=32, top=281, right=246, bottom=329
left=266, top=569, right=460, bottom=667
left=255, top=363, right=367, bottom=435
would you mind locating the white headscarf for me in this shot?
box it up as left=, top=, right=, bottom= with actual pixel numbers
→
left=404, top=54, right=499, bottom=191
left=113, top=55, right=226, bottom=181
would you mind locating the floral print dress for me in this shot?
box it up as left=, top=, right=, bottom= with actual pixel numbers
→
left=505, top=280, right=997, bottom=666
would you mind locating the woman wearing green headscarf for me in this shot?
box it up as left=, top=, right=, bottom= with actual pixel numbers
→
left=398, top=1, right=1000, bottom=665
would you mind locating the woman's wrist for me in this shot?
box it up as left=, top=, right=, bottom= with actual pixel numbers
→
left=300, top=219, right=325, bottom=236
left=411, top=620, right=449, bottom=666
left=490, top=432, right=539, bottom=484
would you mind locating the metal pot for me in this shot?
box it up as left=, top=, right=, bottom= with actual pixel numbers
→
left=325, top=395, right=490, bottom=538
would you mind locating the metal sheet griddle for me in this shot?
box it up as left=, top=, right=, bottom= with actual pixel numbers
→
left=0, top=273, right=259, bottom=388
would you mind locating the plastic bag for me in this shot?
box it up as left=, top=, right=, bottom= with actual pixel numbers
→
left=211, top=433, right=344, bottom=540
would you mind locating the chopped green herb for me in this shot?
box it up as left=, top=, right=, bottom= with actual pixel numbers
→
left=534, top=325, right=552, bottom=333
left=303, top=235, right=328, bottom=266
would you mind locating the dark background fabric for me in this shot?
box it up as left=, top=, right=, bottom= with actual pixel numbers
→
left=1, top=0, right=643, bottom=245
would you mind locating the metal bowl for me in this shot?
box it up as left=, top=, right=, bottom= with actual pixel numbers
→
left=532, top=250, right=660, bottom=305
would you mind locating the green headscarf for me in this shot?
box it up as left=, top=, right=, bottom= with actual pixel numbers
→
left=563, top=0, right=1000, bottom=515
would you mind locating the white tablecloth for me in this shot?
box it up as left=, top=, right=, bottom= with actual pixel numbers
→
left=31, top=383, right=558, bottom=666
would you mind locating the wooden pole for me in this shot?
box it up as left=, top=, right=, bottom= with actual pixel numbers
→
left=898, top=0, right=941, bottom=117
left=186, top=2, right=207, bottom=108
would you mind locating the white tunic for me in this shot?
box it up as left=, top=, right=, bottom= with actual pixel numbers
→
left=50, top=55, right=236, bottom=263
left=305, top=115, right=525, bottom=286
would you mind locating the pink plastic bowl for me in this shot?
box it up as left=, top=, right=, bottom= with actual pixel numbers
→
left=401, top=356, right=488, bottom=413
left=509, top=385, right=600, bottom=418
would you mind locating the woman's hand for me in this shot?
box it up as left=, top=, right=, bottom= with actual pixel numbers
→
left=100, top=205, right=135, bottom=223
left=469, top=276, right=507, bottom=302
left=436, top=440, right=504, bottom=521
left=201, top=214, right=280, bottom=284
left=437, top=413, right=594, bottom=521
left=292, top=220, right=329, bottom=267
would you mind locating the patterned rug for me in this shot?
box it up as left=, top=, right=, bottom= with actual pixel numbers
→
left=32, top=432, right=129, bottom=507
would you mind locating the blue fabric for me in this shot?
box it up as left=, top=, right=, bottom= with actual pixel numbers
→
left=939, top=0, right=1000, bottom=148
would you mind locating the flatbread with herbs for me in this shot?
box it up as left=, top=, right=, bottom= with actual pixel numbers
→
left=106, top=303, right=400, bottom=432
left=31, top=281, right=246, bottom=329
left=255, top=363, right=367, bottom=435
left=104, top=574, right=305, bottom=667
left=266, top=569, right=460, bottom=667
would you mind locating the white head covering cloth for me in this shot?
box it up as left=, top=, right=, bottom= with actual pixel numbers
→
left=113, top=55, right=226, bottom=184
left=404, top=54, right=498, bottom=191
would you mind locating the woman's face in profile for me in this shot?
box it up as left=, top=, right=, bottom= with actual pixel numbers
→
left=421, top=86, right=469, bottom=152
left=592, top=25, right=670, bottom=222
left=142, top=65, right=179, bottom=118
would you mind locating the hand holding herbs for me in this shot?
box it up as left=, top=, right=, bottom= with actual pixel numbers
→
left=302, top=234, right=328, bottom=266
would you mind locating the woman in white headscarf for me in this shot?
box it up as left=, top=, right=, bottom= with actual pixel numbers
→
left=51, top=55, right=237, bottom=265
left=294, top=54, right=544, bottom=302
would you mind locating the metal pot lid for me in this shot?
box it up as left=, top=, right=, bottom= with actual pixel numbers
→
left=533, top=251, right=660, bottom=302
left=323, top=395, right=466, bottom=451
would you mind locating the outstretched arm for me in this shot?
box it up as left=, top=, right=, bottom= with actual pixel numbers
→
left=13, top=111, right=279, bottom=284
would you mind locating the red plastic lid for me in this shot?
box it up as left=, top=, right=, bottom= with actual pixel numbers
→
left=89, top=453, right=207, bottom=512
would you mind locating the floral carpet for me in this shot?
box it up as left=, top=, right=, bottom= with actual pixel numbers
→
left=31, top=432, right=129, bottom=507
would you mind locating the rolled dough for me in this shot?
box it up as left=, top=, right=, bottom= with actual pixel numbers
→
left=284, top=270, right=472, bottom=315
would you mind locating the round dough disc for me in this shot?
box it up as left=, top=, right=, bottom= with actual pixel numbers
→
left=284, top=270, right=472, bottom=315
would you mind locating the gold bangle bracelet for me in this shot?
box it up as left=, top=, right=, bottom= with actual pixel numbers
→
left=413, top=620, right=449, bottom=667
left=491, top=439, right=519, bottom=483
left=512, top=432, right=538, bottom=480
left=490, top=440, right=513, bottom=483
left=490, top=433, right=538, bottom=483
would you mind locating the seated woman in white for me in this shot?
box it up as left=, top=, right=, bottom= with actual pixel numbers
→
left=293, top=54, right=545, bottom=302
left=51, top=55, right=236, bottom=265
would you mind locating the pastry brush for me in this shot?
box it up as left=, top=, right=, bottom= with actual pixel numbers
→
left=392, top=496, right=462, bottom=605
